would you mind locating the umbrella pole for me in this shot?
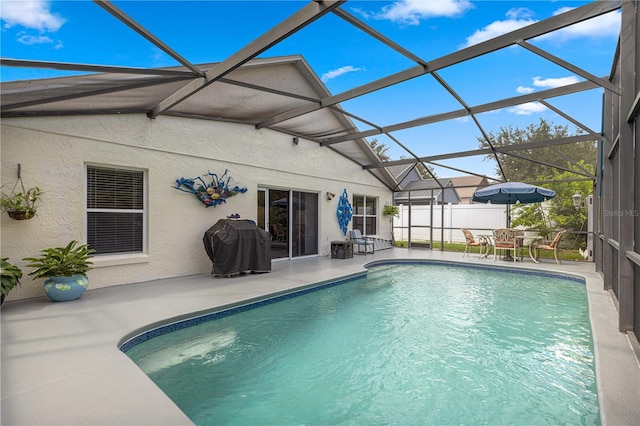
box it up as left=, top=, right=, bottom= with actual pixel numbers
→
left=504, top=201, right=513, bottom=261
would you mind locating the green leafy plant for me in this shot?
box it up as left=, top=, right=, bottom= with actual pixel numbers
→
left=1, top=258, right=23, bottom=303
left=382, top=204, right=399, bottom=217
left=382, top=204, right=400, bottom=242
left=0, top=186, right=42, bottom=220
left=24, top=241, right=95, bottom=278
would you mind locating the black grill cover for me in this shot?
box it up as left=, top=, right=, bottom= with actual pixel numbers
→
left=203, top=219, right=271, bottom=276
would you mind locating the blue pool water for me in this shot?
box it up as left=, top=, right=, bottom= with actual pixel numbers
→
left=124, top=263, right=599, bottom=425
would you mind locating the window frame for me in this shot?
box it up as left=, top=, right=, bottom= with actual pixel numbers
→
left=352, top=195, right=378, bottom=236
left=85, top=163, right=148, bottom=258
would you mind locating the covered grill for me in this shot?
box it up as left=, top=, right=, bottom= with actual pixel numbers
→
left=203, top=219, right=271, bottom=276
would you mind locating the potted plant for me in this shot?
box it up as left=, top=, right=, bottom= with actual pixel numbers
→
left=382, top=204, right=400, bottom=243
left=1, top=258, right=23, bottom=305
left=0, top=186, right=42, bottom=220
left=24, top=240, right=95, bottom=302
left=382, top=204, right=399, bottom=218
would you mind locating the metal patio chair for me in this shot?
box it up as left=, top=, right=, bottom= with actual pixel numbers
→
left=531, top=230, right=566, bottom=265
left=461, top=228, right=488, bottom=258
left=349, top=229, right=375, bottom=255
left=492, top=228, right=522, bottom=263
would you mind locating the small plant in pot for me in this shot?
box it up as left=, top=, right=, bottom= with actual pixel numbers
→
left=382, top=204, right=399, bottom=218
left=1, top=258, right=23, bottom=305
left=382, top=204, right=400, bottom=243
left=24, top=240, right=95, bottom=302
left=0, top=186, right=42, bottom=220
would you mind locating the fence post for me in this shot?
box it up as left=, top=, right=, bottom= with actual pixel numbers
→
left=448, top=203, right=453, bottom=243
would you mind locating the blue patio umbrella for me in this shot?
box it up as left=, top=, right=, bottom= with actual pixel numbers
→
left=472, top=182, right=556, bottom=227
left=472, top=182, right=556, bottom=205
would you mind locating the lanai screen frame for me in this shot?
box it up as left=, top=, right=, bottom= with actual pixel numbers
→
left=0, top=0, right=620, bottom=188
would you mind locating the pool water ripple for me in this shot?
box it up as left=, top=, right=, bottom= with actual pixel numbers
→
left=126, top=263, right=599, bottom=425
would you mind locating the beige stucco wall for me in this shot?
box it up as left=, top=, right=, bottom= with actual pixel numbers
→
left=1, top=114, right=392, bottom=301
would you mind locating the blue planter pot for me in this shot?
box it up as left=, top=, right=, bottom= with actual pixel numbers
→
left=43, top=275, right=89, bottom=302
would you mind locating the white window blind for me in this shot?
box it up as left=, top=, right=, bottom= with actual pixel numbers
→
left=87, top=166, right=144, bottom=255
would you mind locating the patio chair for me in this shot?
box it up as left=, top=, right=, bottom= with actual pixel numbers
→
left=461, top=228, right=488, bottom=258
left=492, top=228, right=522, bottom=263
left=533, top=230, right=566, bottom=265
left=274, top=223, right=286, bottom=242
left=349, top=229, right=375, bottom=255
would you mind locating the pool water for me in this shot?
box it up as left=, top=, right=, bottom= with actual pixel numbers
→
left=125, top=263, right=600, bottom=425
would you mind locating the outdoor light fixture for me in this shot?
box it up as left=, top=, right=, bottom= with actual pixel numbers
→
left=292, top=136, right=299, bottom=145
left=572, top=192, right=583, bottom=210
left=326, top=192, right=336, bottom=200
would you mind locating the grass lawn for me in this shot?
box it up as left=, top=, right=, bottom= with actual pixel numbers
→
left=393, top=240, right=586, bottom=262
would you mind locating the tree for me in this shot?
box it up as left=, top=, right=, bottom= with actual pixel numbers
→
left=478, top=118, right=596, bottom=182
left=481, top=119, right=596, bottom=249
left=399, top=156, right=437, bottom=179
left=368, top=139, right=437, bottom=179
left=417, top=163, right=437, bottom=179
left=545, top=162, right=593, bottom=239
left=510, top=203, right=552, bottom=235
left=511, top=161, right=594, bottom=248
left=368, top=138, right=391, bottom=161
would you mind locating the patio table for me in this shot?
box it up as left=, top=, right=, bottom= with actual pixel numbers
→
left=478, top=234, right=494, bottom=258
left=488, top=230, right=538, bottom=262
left=516, top=235, right=544, bottom=263
left=525, top=236, right=545, bottom=263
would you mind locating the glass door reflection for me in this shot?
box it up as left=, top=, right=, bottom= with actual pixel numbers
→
left=269, top=189, right=289, bottom=259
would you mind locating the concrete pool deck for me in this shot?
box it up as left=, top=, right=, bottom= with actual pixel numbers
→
left=1, top=248, right=639, bottom=425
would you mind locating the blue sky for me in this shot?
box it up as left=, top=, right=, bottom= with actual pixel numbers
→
left=0, top=1, right=620, bottom=178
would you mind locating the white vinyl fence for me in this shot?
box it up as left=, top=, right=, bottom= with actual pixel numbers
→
left=393, top=203, right=508, bottom=244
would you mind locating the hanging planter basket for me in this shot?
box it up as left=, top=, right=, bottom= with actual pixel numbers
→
left=1, top=165, right=42, bottom=221
left=7, top=209, right=37, bottom=221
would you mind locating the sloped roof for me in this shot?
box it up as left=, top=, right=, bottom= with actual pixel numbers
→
left=386, top=164, right=423, bottom=189
left=449, top=176, right=489, bottom=200
left=404, top=178, right=453, bottom=192
left=394, top=178, right=461, bottom=204
left=1, top=55, right=398, bottom=190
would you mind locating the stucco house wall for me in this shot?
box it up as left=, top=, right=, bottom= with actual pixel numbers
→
left=1, top=114, right=392, bottom=301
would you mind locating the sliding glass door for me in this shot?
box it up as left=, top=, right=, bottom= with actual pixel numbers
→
left=258, top=188, right=318, bottom=259
left=291, top=191, right=319, bottom=257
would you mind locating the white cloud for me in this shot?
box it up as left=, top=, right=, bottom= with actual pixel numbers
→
left=542, top=7, right=620, bottom=42
left=508, top=102, right=547, bottom=115
left=506, top=7, right=535, bottom=20
left=350, top=7, right=372, bottom=20
left=321, top=66, right=363, bottom=82
left=516, top=86, right=535, bottom=94
left=16, top=32, right=53, bottom=45
left=532, top=75, right=580, bottom=89
left=372, top=0, right=473, bottom=26
left=463, top=6, right=619, bottom=48
left=1, top=0, right=65, bottom=31
left=463, top=16, right=537, bottom=47
left=514, top=76, right=578, bottom=96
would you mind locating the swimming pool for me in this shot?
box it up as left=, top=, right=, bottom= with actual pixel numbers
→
left=123, top=262, right=599, bottom=425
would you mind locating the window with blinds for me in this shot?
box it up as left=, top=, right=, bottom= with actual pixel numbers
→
left=87, top=165, right=145, bottom=255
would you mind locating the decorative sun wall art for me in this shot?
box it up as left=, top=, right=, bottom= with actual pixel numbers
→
left=336, top=189, right=353, bottom=236
left=174, top=169, right=247, bottom=208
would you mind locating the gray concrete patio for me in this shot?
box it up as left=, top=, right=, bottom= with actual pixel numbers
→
left=2, top=248, right=639, bottom=425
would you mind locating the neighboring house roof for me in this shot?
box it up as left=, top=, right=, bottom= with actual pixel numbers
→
left=1, top=55, right=398, bottom=190
left=450, top=176, right=490, bottom=201
left=394, top=178, right=461, bottom=204
left=386, top=164, right=422, bottom=190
